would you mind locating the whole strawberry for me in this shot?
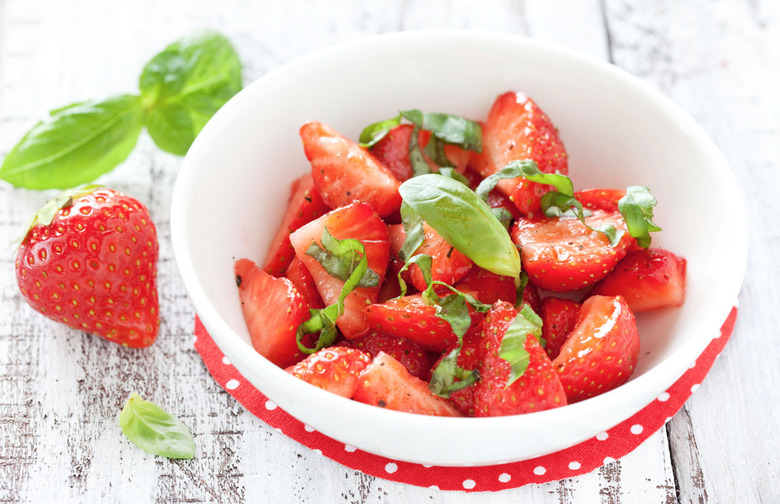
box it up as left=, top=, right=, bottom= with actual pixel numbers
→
left=15, top=186, right=159, bottom=347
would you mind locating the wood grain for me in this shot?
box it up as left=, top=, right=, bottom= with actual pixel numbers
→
left=0, top=0, right=776, bottom=503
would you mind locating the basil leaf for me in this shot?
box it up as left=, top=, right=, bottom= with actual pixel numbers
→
left=358, top=114, right=402, bottom=147
left=475, top=160, right=574, bottom=202
left=498, top=305, right=543, bottom=387
left=398, top=202, right=426, bottom=262
left=306, top=228, right=379, bottom=288
left=435, top=292, right=472, bottom=339
left=438, top=167, right=471, bottom=186
left=119, top=393, right=196, bottom=459
left=423, top=135, right=453, bottom=168
left=140, top=30, right=242, bottom=155
left=399, top=174, right=521, bottom=278
left=296, top=234, right=372, bottom=353
left=397, top=253, right=433, bottom=299
left=407, top=126, right=432, bottom=176
left=429, top=347, right=480, bottom=398
left=419, top=112, right=482, bottom=152
left=618, top=186, right=662, bottom=248
left=541, top=191, right=624, bottom=247
left=0, top=95, right=143, bottom=190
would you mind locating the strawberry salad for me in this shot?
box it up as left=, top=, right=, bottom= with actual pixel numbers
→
left=234, top=91, right=687, bottom=418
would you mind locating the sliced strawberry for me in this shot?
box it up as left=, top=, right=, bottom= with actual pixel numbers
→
left=289, top=202, right=390, bottom=339
left=353, top=352, right=462, bottom=416
left=234, top=258, right=310, bottom=368
left=263, top=173, right=330, bottom=276
left=510, top=209, right=635, bottom=292
left=473, top=301, right=567, bottom=417
left=521, top=282, right=542, bottom=314
left=344, top=331, right=431, bottom=379
left=540, top=297, right=581, bottom=360
left=300, top=121, right=402, bottom=218
left=590, top=248, right=687, bottom=312
left=285, top=346, right=371, bottom=398
left=471, top=91, right=569, bottom=216
left=390, top=223, right=473, bottom=292
left=377, top=258, right=406, bottom=302
left=369, top=124, right=418, bottom=181
left=552, top=295, right=640, bottom=403
left=459, top=167, right=484, bottom=190
left=433, top=320, right=484, bottom=416
left=487, top=190, right=523, bottom=221
left=364, top=293, right=483, bottom=352
left=285, top=257, right=324, bottom=309
left=454, top=266, right=516, bottom=305
left=574, top=188, right=626, bottom=213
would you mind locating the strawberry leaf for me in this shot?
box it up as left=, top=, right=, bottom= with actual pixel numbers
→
left=358, top=113, right=402, bottom=147
left=119, top=393, right=195, bottom=459
left=499, top=304, right=543, bottom=387
left=618, top=186, right=662, bottom=248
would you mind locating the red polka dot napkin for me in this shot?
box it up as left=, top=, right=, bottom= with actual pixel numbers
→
left=193, top=306, right=737, bottom=492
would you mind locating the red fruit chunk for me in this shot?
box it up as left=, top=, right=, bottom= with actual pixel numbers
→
left=285, top=257, right=324, bottom=309
left=590, top=248, right=687, bottom=312
left=433, top=320, right=485, bottom=416
left=487, top=190, right=523, bottom=221
left=286, top=346, right=371, bottom=398
left=511, top=209, right=635, bottom=292
left=235, top=259, right=310, bottom=368
left=289, top=202, right=390, bottom=339
left=263, top=173, right=330, bottom=276
left=521, top=282, right=542, bottom=314
left=300, top=121, right=402, bottom=218
left=353, top=352, right=463, bottom=416
left=472, top=91, right=569, bottom=216
left=454, top=266, right=516, bottom=305
left=345, top=331, right=431, bottom=380
left=552, top=295, right=640, bottom=403
left=473, top=302, right=567, bottom=417
left=540, top=297, right=581, bottom=360
left=16, top=188, right=159, bottom=348
left=574, top=188, right=626, bottom=213
left=364, top=293, right=482, bottom=351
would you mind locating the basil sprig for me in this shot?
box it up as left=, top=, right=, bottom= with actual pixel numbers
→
left=358, top=114, right=402, bottom=148
left=119, top=393, right=196, bottom=459
left=0, top=31, right=242, bottom=190
left=399, top=174, right=522, bottom=279
left=618, top=186, right=662, bottom=248
left=296, top=229, right=375, bottom=353
left=498, top=305, right=544, bottom=387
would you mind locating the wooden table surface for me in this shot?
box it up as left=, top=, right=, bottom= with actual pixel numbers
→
left=0, top=1, right=777, bottom=502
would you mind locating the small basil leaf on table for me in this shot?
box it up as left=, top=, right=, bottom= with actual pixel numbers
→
left=0, top=94, right=143, bottom=190
left=618, top=186, right=662, bottom=248
left=358, top=114, right=402, bottom=147
left=119, top=393, right=196, bottom=459
left=498, top=305, right=544, bottom=387
left=399, top=174, right=521, bottom=278
left=140, top=30, right=242, bottom=156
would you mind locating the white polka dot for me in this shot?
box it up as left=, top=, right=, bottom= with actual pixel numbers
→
left=596, top=431, right=609, bottom=441
left=733, top=299, right=739, bottom=308
left=462, top=479, right=476, bottom=490
left=225, top=379, right=240, bottom=390
left=630, top=424, right=644, bottom=435
left=691, top=384, right=700, bottom=393
left=422, top=464, right=433, bottom=468
left=191, top=335, right=198, bottom=344
left=665, top=416, right=672, bottom=424
left=533, top=466, right=546, bottom=475
left=604, top=457, right=616, bottom=464
left=657, top=392, right=670, bottom=402
left=265, top=400, right=277, bottom=410
left=274, top=427, right=282, bottom=433
left=304, top=424, right=315, bottom=432
left=498, top=473, right=511, bottom=483
left=712, top=329, right=721, bottom=339
left=429, top=485, right=439, bottom=490
left=689, top=359, right=697, bottom=369
left=313, top=449, right=322, bottom=456
left=344, top=444, right=357, bottom=452
left=569, top=461, right=581, bottom=470
left=222, top=356, right=232, bottom=365
left=385, top=463, right=398, bottom=474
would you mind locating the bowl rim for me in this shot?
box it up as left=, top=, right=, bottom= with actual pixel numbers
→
left=171, top=30, right=748, bottom=465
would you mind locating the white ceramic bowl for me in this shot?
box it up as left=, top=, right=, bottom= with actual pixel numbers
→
left=171, top=31, right=747, bottom=466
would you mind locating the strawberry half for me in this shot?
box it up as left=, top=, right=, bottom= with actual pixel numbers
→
left=263, top=173, right=330, bottom=276
left=433, top=319, right=485, bottom=416
left=453, top=266, right=516, bottom=305
left=284, top=256, right=324, bottom=309
left=235, top=258, right=311, bottom=368
left=590, top=248, right=687, bottom=312
left=342, top=331, right=431, bottom=380
left=471, top=91, right=569, bottom=216
left=574, top=188, right=626, bottom=213
left=540, top=297, right=580, bottom=360
left=552, top=295, right=640, bottom=403
left=352, top=352, right=462, bottom=416
left=473, top=301, right=567, bottom=417
left=16, top=187, right=159, bottom=348
left=300, top=121, right=402, bottom=218
left=286, top=346, right=371, bottom=398
left=510, top=210, right=635, bottom=292
left=289, top=202, right=390, bottom=339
